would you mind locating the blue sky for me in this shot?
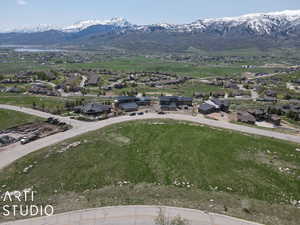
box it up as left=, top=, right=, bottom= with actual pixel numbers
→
left=1, top=0, right=300, bottom=28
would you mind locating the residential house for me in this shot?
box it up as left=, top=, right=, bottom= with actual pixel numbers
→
left=115, top=96, right=139, bottom=112
left=136, top=97, right=152, bottom=106
left=5, top=87, right=21, bottom=93
left=210, top=98, right=230, bottom=112
left=247, top=109, right=266, bottom=121
left=198, top=103, right=216, bottom=114
left=159, top=96, right=193, bottom=111
left=74, top=103, right=111, bottom=116
left=237, top=111, right=256, bottom=124
left=269, top=114, right=281, bottom=126
left=86, top=74, right=100, bottom=86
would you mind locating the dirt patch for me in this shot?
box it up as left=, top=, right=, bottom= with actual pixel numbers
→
left=207, top=112, right=231, bottom=122
left=239, top=150, right=299, bottom=176
left=106, top=132, right=131, bottom=145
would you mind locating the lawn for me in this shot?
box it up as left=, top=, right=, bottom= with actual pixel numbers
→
left=0, top=94, right=68, bottom=114
left=0, top=120, right=299, bottom=224
left=112, top=80, right=225, bottom=97
left=0, top=109, right=42, bottom=130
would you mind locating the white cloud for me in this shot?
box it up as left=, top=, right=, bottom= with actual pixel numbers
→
left=17, top=0, right=28, bottom=6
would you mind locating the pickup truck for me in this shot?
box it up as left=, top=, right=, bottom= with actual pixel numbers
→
left=20, top=134, right=38, bottom=145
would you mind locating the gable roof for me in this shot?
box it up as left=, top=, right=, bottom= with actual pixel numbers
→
left=79, top=103, right=111, bottom=114
left=199, top=103, right=215, bottom=111
left=119, top=102, right=138, bottom=110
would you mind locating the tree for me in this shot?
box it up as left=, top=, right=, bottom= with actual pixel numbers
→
left=283, top=93, right=292, bottom=100
left=35, top=71, right=48, bottom=81
left=32, top=101, right=37, bottom=109
left=81, top=88, right=87, bottom=96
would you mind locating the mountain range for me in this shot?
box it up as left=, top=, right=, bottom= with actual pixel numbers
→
left=1, top=10, right=300, bottom=52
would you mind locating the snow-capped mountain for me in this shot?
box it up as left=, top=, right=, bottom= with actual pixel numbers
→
left=179, top=10, right=300, bottom=34
left=0, top=18, right=133, bottom=33
left=1, top=10, right=300, bottom=35
left=62, top=17, right=133, bottom=32
left=145, top=10, right=300, bottom=35
left=1, top=10, right=300, bottom=52
left=0, top=24, right=60, bottom=33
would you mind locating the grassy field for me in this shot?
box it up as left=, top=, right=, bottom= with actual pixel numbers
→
left=0, top=109, right=42, bottom=130
left=0, top=120, right=299, bottom=224
left=152, top=82, right=222, bottom=96
left=0, top=94, right=68, bottom=113
left=0, top=56, right=277, bottom=78
left=61, top=57, right=277, bottom=78
left=112, top=80, right=224, bottom=97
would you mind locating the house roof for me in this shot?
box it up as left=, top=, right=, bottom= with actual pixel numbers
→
left=87, top=74, right=100, bottom=85
left=137, top=96, right=152, bottom=102
left=116, top=96, right=137, bottom=102
left=159, top=96, right=178, bottom=101
left=177, top=97, right=193, bottom=102
left=6, top=87, right=21, bottom=93
left=211, top=98, right=229, bottom=107
left=161, top=102, right=177, bottom=108
left=199, top=103, right=215, bottom=111
left=79, top=103, right=111, bottom=114
left=119, top=102, right=138, bottom=110
left=159, top=96, right=193, bottom=102
left=237, top=111, right=256, bottom=123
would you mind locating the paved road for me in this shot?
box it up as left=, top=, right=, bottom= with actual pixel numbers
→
left=0, top=104, right=299, bottom=170
left=0, top=106, right=282, bottom=225
left=0, top=205, right=262, bottom=225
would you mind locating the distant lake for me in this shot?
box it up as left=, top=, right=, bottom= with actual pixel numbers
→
left=14, top=48, right=65, bottom=52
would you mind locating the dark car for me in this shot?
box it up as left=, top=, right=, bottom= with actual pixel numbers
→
left=137, top=112, right=144, bottom=115
left=129, top=112, right=136, bottom=116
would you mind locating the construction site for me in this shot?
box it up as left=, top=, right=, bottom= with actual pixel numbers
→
left=0, top=118, right=71, bottom=148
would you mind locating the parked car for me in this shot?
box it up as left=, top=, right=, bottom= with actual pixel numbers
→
left=20, top=134, right=38, bottom=145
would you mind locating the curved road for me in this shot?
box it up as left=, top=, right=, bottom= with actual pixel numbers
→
left=0, top=205, right=262, bottom=225
left=0, top=105, right=287, bottom=225
left=0, top=104, right=299, bottom=170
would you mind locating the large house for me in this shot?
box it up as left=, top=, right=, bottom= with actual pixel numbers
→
left=74, top=103, right=111, bottom=116
left=136, top=96, right=152, bottom=106
left=237, top=111, right=256, bottom=124
left=115, top=96, right=152, bottom=112
left=210, top=99, right=230, bottom=112
left=5, top=87, right=22, bottom=93
left=198, top=98, right=230, bottom=114
left=115, top=96, right=139, bottom=112
left=198, top=103, right=216, bottom=114
left=86, top=74, right=100, bottom=86
left=159, top=96, right=193, bottom=111
left=29, top=84, right=59, bottom=96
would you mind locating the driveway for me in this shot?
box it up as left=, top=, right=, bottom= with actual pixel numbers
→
left=0, top=104, right=299, bottom=170
left=0, top=205, right=262, bottom=225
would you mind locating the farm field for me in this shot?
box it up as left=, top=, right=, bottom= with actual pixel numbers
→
left=0, top=55, right=277, bottom=78
left=0, top=119, right=299, bottom=225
